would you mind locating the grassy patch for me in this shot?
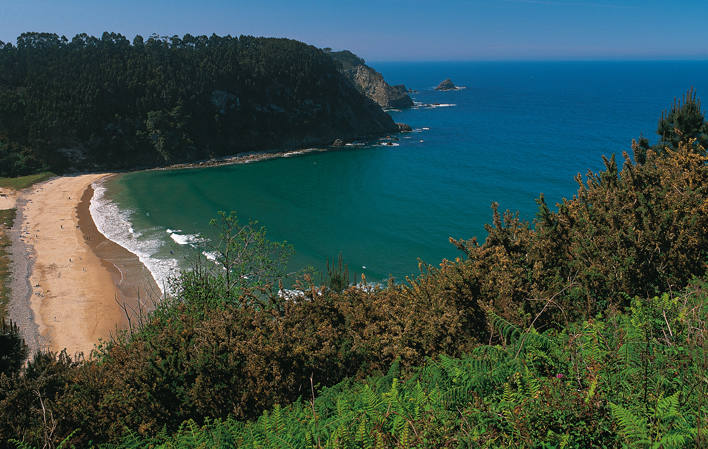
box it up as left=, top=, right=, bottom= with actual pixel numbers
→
left=0, top=208, right=16, bottom=229
left=0, top=209, right=15, bottom=321
left=0, top=172, right=54, bottom=190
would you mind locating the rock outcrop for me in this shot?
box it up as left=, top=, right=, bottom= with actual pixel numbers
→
left=396, top=123, right=412, bottom=132
left=435, top=79, right=457, bottom=91
left=327, top=50, right=414, bottom=109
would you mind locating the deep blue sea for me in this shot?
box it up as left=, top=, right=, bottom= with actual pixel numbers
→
left=93, top=61, right=708, bottom=288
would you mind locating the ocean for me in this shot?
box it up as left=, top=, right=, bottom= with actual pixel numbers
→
left=91, top=61, right=708, bottom=288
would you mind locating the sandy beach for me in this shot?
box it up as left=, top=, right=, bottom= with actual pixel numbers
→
left=9, top=174, right=160, bottom=357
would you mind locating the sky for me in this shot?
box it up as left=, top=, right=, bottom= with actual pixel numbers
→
left=0, top=0, right=706, bottom=61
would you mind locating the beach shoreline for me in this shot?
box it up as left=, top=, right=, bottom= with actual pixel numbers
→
left=147, top=138, right=396, bottom=173
left=4, top=142, right=394, bottom=355
left=8, top=174, right=160, bottom=357
left=157, top=146, right=334, bottom=171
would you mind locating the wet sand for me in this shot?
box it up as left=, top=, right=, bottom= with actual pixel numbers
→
left=77, top=184, right=161, bottom=332
left=10, top=174, right=160, bottom=357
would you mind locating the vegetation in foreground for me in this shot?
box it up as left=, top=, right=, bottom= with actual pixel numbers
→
left=112, top=280, right=708, bottom=448
left=0, top=94, right=706, bottom=448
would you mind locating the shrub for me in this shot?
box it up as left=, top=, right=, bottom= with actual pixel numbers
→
left=451, top=138, right=707, bottom=330
left=0, top=319, right=27, bottom=377
left=110, top=277, right=707, bottom=448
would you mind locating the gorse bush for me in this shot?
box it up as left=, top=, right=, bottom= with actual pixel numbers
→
left=450, top=137, right=707, bottom=330
left=0, top=95, right=706, bottom=447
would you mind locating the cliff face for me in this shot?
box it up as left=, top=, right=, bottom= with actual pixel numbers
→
left=346, top=65, right=414, bottom=109
left=327, top=50, right=414, bottom=109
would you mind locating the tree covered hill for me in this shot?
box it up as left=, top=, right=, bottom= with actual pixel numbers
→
left=0, top=32, right=397, bottom=176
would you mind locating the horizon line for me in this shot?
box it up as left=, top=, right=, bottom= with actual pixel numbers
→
left=367, top=57, right=708, bottom=63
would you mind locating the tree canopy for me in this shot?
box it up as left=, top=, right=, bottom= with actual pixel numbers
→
left=0, top=32, right=396, bottom=176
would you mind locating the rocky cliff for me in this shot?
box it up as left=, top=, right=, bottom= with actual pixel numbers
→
left=327, top=50, right=414, bottom=109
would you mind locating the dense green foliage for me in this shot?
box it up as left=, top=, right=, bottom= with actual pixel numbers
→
left=325, top=50, right=366, bottom=71
left=0, top=32, right=396, bottom=176
left=634, top=88, right=708, bottom=163
left=110, top=278, right=707, bottom=448
left=0, top=96, right=706, bottom=448
left=0, top=320, right=27, bottom=377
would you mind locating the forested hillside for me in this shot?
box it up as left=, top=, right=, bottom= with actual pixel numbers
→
left=0, top=32, right=397, bottom=176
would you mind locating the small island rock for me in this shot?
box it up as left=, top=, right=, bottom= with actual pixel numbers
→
left=435, top=78, right=457, bottom=91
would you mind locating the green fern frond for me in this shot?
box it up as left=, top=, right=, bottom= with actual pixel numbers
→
left=610, top=402, right=650, bottom=448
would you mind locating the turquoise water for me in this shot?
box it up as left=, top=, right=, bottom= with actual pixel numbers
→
left=95, top=61, right=708, bottom=286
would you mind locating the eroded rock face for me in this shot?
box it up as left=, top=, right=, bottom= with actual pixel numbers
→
left=328, top=50, right=414, bottom=109
left=346, top=65, right=414, bottom=109
left=435, top=79, right=457, bottom=91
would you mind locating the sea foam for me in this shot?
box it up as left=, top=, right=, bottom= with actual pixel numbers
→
left=90, top=180, right=180, bottom=293
left=412, top=102, right=456, bottom=110
left=167, top=230, right=203, bottom=246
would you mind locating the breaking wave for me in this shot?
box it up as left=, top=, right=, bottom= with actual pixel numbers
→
left=90, top=180, right=180, bottom=293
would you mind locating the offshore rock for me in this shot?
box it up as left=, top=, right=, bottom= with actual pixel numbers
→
left=397, top=123, right=412, bottom=132
left=435, top=78, right=457, bottom=91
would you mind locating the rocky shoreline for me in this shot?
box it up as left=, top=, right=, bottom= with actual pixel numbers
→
left=155, top=135, right=405, bottom=172
left=7, top=195, right=43, bottom=356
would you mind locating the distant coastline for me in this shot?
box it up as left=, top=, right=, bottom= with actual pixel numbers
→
left=158, top=147, right=333, bottom=171
left=153, top=136, right=402, bottom=172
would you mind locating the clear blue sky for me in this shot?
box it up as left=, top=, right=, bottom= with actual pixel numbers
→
left=1, top=0, right=706, bottom=61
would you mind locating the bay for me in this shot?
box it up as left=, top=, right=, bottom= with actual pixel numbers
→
left=95, top=61, right=708, bottom=286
